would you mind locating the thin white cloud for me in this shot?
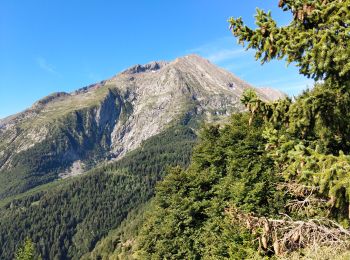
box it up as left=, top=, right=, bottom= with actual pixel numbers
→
left=187, top=37, right=251, bottom=64
left=253, top=78, right=313, bottom=88
left=36, top=57, right=58, bottom=74
left=222, top=61, right=256, bottom=71
left=188, top=36, right=232, bottom=52
left=206, top=49, right=246, bottom=63
left=87, top=72, right=102, bottom=82
left=252, top=78, right=314, bottom=96
left=279, top=81, right=314, bottom=93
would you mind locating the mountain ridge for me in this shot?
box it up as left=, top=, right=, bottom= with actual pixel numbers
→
left=0, top=54, right=285, bottom=123
left=0, top=54, right=285, bottom=199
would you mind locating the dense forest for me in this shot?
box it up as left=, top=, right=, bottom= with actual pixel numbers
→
left=131, top=0, right=350, bottom=259
left=0, top=124, right=196, bottom=260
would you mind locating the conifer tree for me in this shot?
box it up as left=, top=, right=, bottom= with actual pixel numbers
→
left=15, top=238, right=38, bottom=260
left=229, top=0, right=350, bottom=84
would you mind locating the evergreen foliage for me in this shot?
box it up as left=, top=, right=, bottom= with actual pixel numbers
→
left=136, top=93, right=350, bottom=258
left=15, top=238, right=40, bottom=260
left=229, top=0, right=350, bottom=83
left=136, top=1, right=350, bottom=258
left=137, top=114, right=284, bottom=259
left=82, top=202, right=151, bottom=260
left=0, top=125, right=196, bottom=260
left=229, top=0, right=350, bottom=226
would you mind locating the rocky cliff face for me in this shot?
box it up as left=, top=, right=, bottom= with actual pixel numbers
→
left=0, top=54, right=284, bottom=198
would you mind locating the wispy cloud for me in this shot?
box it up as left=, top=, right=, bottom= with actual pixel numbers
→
left=36, top=57, right=58, bottom=74
left=252, top=78, right=314, bottom=96
left=253, top=78, right=313, bottom=88
left=87, top=72, right=102, bottom=82
left=222, top=61, right=256, bottom=71
left=206, top=49, right=246, bottom=63
left=278, top=81, right=314, bottom=94
left=187, top=37, right=252, bottom=64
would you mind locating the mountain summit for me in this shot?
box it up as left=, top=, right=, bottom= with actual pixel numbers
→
left=0, top=54, right=284, bottom=198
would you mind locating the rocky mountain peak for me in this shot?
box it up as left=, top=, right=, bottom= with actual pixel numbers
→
left=122, top=61, right=169, bottom=75
left=174, top=53, right=210, bottom=63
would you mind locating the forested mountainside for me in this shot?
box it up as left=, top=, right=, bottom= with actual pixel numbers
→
left=86, top=88, right=350, bottom=259
left=89, top=1, right=350, bottom=259
left=0, top=55, right=282, bottom=200
left=0, top=124, right=196, bottom=260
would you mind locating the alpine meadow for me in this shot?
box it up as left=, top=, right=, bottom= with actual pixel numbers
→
left=1, top=0, right=350, bottom=259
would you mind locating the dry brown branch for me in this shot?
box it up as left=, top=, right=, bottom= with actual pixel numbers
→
left=225, top=207, right=350, bottom=256
left=277, top=181, right=317, bottom=197
left=285, top=197, right=328, bottom=215
left=277, top=182, right=329, bottom=216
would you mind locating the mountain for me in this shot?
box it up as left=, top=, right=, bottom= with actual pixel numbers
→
left=0, top=54, right=283, bottom=199
left=0, top=54, right=287, bottom=259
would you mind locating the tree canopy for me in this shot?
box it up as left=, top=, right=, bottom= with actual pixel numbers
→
left=15, top=238, right=38, bottom=260
left=135, top=1, right=350, bottom=258
left=229, top=0, right=350, bottom=83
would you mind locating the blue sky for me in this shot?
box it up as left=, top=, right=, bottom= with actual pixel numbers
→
left=0, top=0, right=313, bottom=119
